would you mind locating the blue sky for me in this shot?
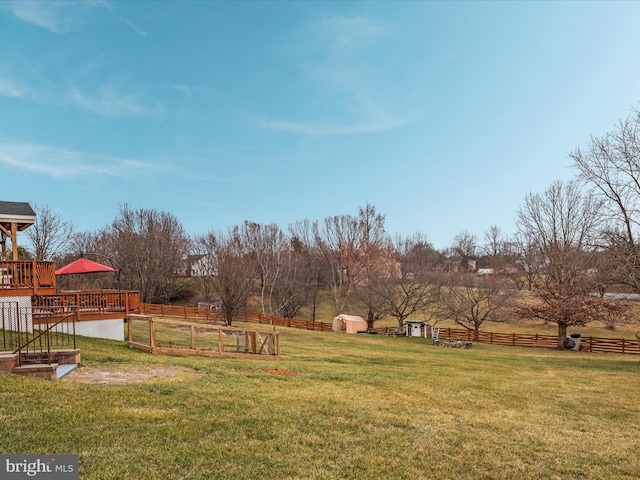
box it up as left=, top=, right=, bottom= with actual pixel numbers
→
left=1, top=1, right=640, bottom=249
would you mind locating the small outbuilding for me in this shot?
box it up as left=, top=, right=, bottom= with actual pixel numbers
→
left=403, top=320, right=431, bottom=338
left=332, top=314, right=368, bottom=334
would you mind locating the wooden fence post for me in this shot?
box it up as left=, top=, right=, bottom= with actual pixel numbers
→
left=149, top=319, right=155, bottom=350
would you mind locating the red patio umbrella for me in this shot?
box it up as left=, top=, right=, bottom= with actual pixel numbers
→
left=55, top=258, right=116, bottom=275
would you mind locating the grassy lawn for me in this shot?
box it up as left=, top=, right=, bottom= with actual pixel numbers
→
left=1, top=327, right=639, bottom=479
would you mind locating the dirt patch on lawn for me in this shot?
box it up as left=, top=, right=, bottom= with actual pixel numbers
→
left=64, top=366, right=199, bottom=384
left=266, top=368, right=296, bottom=376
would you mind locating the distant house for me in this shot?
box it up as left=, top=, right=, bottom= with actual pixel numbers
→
left=180, top=254, right=216, bottom=277
left=477, top=268, right=494, bottom=276
left=444, top=256, right=477, bottom=273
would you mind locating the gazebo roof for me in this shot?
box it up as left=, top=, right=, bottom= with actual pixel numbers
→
left=0, top=201, right=36, bottom=232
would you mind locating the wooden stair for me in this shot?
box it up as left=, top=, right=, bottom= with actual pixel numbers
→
left=0, top=349, right=80, bottom=380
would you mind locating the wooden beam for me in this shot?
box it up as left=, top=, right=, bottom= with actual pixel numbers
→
left=11, top=222, right=17, bottom=261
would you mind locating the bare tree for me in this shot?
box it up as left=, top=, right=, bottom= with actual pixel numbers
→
left=313, top=214, right=358, bottom=315
left=513, top=231, right=542, bottom=291
left=194, top=227, right=257, bottom=326
left=268, top=243, right=312, bottom=319
left=451, top=230, right=478, bottom=272
left=570, top=106, right=640, bottom=293
left=289, top=219, right=329, bottom=322
left=69, top=230, right=106, bottom=257
left=349, top=204, right=397, bottom=328
left=518, top=280, right=631, bottom=336
left=515, top=180, right=627, bottom=347
left=439, top=273, right=513, bottom=332
left=482, top=225, right=505, bottom=257
left=106, top=204, right=190, bottom=304
left=376, top=233, right=442, bottom=331
left=25, top=204, right=75, bottom=261
left=240, top=221, right=286, bottom=316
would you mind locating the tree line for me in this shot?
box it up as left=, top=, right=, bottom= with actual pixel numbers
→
left=17, top=105, right=640, bottom=348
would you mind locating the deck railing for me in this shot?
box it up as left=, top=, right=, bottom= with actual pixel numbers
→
left=0, top=261, right=56, bottom=293
left=33, top=290, right=141, bottom=319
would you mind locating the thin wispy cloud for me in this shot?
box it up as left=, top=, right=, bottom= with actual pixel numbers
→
left=316, top=15, right=388, bottom=53
left=96, top=0, right=147, bottom=37
left=71, top=86, right=160, bottom=118
left=0, top=78, right=25, bottom=99
left=8, top=1, right=145, bottom=36
left=170, top=84, right=207, bottom=98
left=258, top=116, right=412, bottom=136
left=258, top=15, right=414, bottom=136
left=0, top=141, right=162, bottom=180
left=120, top=17, right=147, bottom=37
left=7, top=1, right=84, bottom=33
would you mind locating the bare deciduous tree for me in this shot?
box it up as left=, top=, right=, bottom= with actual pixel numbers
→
left=482, top=225, right=505, bottom=257
left=240, top=221, right=286, bottom=316
left=570, top=106, right=640, bottom=293
left=194, top=227, right=257, bottom=326
left=439, top=273, right=513, bottom=332
left=313, top=214, right=358, bottom=315
left=451, top=230, right=478, bottom=272
left=268, top=244, right=312, bottom=319
left=349, top=204, right=397, bottom=328
left=515, top=180, right=627, bottom=347
left=106, top=204, right=190, bottom=304
left=289, top=219, right=329, bottom=322
left=518, top=281, right=631, bottom=337
left=376, top=233, right=442, bottom=331
left=513, top=231, right=543, bottom=291
left=25, top=204, right=75, bottom=261
left=312, top=203, right=394, bottom=321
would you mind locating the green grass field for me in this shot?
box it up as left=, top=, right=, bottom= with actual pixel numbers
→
left=1, top=327, right=639, bottom=479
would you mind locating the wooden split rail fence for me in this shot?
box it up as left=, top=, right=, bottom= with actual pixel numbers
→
left=126, top=314, right=280, bottom=360
left=138, top=304, right=640, bottom=355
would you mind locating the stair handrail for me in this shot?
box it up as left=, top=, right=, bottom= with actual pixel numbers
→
left=14, top=308, right=77, bottom=365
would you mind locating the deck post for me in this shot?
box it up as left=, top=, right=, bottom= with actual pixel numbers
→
left=10, top=222, right=17, bottom=261
left=32, top=261, right=38, bottom=294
